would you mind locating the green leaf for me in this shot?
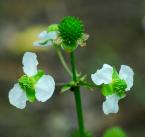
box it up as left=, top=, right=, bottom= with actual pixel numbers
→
left=103, top=127, right=127, bottom=137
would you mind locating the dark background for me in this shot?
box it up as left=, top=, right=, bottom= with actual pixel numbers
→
left=0, top=0, right=145, bottom=137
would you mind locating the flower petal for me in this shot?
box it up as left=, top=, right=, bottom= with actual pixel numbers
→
left=8, top=83, right=27, bottom=109
left=38, top=31, right=57, bottom=40
left=47, top=31, right=57, bottom=39
left=35, top=75, right=55, bottom=102
left=22, top=52, right=38, bottom=76
left=103, top=94, right=120, bottom=115
left=91, top=64, right=113, bottom=85
left=119, top=65, right=134, bottom=91
left=38, top=31, right=49, bottom=40
left=33, top=31, right=57, bottom=47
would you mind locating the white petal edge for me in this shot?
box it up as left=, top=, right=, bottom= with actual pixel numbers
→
left=47, top=31, right=57, bottom=39
left=91, top=64, right=113, bottom=85
left=38, top=31, right=57, bottom=40
left=119, top=65, right=134, bottom=91
left=38, top=31, right=49, bottom=40
left=8, top=83, right=27, bottom=109
left=35, top=75, right=55, bottom=102
left=22, top=52, right=38, bottom=76
left=103, top=94, right=120, bottom=115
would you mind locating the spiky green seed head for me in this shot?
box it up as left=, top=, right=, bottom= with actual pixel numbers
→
left=59, top=16, right=84, bottom=51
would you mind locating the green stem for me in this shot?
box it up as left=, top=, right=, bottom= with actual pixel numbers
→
left=70, top=52, right=85, bottom=137
left=56, top=47, right=72, bottom=76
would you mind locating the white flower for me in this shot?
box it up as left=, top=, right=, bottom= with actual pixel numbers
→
left=33, top=31, right=58, bottom=47
left=91, top=64, right=134, bottom=114
left=8, top=52, right=55, bottom=109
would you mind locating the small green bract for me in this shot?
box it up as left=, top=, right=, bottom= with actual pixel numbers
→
left=59, top=16, right=84, bottom=50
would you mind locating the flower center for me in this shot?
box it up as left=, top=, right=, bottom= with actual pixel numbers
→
left=18, top=75, right=34, bottom=91
left=59, top=16, right=84, bottom=47
left=18, top=70, right=44, bottom=102
left=112, top=78, right=127, bottom=98
left=18, top=75, right=35, bottom=102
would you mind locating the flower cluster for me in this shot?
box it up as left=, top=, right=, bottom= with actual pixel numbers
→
left=8, top=16, right=134, bottom=116
left=33, top=16, right=89, bottom=52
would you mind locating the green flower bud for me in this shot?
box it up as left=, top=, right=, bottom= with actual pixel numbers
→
left=47, top=24, right=59, bottom=32
left=59, top=16, right=84, bottom=51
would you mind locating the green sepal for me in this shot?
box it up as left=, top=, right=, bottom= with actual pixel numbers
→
left=25, top=88, right=36, bottom=102
left=61, top=42, right=78, bottom=52
left=33, top=70, right=45, bottom=81
left=18, top=70, right=45, bottom=102
left=102, top=84, right=114, bottom=96
left=18, top=75, right=36, bottom=102
left=116, top=92, right=126, bottom=99
left=112, top=67, right=119, bottom=79
left=47, top=24, right=59, bottom=32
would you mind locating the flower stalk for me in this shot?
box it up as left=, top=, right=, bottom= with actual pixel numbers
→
left=55, top=47, right=72, bottom=77
left=70, top=52, right=86, bottom=137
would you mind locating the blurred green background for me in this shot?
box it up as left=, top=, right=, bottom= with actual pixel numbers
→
left=0, top=0, right=145, bottom=137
